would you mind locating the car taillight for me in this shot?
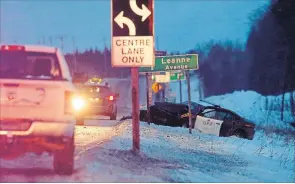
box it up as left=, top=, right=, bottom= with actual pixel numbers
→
left=109, top=95, right=114, bottom=101
left=0, top=45, right=25, bottom=51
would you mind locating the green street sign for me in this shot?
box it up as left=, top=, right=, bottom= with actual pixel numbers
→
left=170, top=71, right=185, bottom=81
left=139, top=54, right=198, bottom=72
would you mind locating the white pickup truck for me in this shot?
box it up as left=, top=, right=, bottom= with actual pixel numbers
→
left=0, top=44, right=82, bottom=175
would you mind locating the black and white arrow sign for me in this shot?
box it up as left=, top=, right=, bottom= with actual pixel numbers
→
left=129, top=0, right=151, bottom=22
left=114, top=11, right=136, bottom=36
left=112, top=0, right=154, bottom=37
left=111, top=0, right=154, bottom=67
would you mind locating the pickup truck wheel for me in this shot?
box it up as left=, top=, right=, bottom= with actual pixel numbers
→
left=76, top=116, right=84, bottom=125
left=53, top=136, right=75, bottom=175
left=110, top=113, right=117, bottom=120
left=110, top=108, right=117, bottom=120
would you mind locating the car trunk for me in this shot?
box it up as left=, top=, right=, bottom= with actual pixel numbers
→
left=81, top=86, right=114, bottom=106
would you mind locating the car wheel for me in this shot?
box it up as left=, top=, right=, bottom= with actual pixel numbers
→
left=233, top=129, right=247, bottom=139
left=53, top=135, right=75, bottom=175
left=182, top=122, right=188, bottom=128
left=76, top=116, right=84, bottom=125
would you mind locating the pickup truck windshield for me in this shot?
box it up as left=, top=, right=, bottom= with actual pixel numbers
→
left=0, top=51, right=62, bottom=80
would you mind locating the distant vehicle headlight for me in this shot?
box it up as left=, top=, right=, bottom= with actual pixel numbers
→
left=72, top=96, right=85, bottom=111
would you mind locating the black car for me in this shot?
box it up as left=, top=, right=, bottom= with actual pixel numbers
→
left=139, top=101, right=256, bottom=140
left=75, top=83, right=119, bottom=125
left=140, top=102, right=197, bottom=128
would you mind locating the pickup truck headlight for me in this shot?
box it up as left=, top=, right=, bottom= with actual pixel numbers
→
left=72, top=96, right=85, bottom=111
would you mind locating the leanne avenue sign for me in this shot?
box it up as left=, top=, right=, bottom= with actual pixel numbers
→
left=111, top=0, right=154, bottom=67
left=139, top=54, right=199, bottom=72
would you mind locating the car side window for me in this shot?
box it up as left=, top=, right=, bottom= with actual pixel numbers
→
left=202, top=110, right=216, bottom=119
left=215, top=111, right=227, bottom=121
left=201, top=109, right=228, bottom=121
left=224, top=113, right=238, bottom=121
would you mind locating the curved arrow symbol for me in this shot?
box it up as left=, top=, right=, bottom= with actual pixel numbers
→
left=114, top=11, right=136, bottom=36
left=130, top=0, right=151, bottom=22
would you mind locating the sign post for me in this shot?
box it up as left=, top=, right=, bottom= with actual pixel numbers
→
left=131, top=68, right=140, bottom=149
left=186, top=71, right=193, bottom=134
left=145, top=73, right=152, bottom=125
left=179, top=78, right=183, bottom=103
left=111, top=0, right=154, bottom=152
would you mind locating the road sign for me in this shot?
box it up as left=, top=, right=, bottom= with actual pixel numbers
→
left=170, top=71, right=185, bottom=81
left=155, top=72, right=170, bottom=83
left=139, top=54, right=198, bottom=72
left=111, top=0, right=154, bottom=67
left=151, top=82, right=163, bottom=93
left=152, top=82, right=159, bottom=93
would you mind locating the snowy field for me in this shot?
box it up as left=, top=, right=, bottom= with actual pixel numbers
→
left=92, top=120, right=294, bottom=182
left=2, top=120, right=292, bottom=182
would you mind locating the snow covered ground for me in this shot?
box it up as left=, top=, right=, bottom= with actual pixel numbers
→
left=1, top=120, right=292, bottom=182
left=94, top=121, right=294, bottom=182
left=205, top=91, right=295, bottom=130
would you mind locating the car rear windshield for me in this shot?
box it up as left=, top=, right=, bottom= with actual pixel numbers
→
left=0, top=50, right=62, bottom=80
left=81, top=86, right=111, bottom=97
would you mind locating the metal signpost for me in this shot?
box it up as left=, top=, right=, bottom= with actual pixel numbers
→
left=146, top=72, right=152, bottom=125
left=111, top=0, right=154, bottom=152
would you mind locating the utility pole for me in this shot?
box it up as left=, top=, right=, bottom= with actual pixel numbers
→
left=156, top=36, right=160, bottom=50
left=72, top=36, right=77, bottom=72
left=49, top=36, right=53, bottom=46
left=103, top=37, right=108, bottom=77
left=42, top=36, right=46, bottom=44
left=56, top=35, right=67, bottom=51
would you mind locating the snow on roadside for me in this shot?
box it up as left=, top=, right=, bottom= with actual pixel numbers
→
left=204, top=90, right=294, bottom=130
left=94, top=120, right=294, bottom=182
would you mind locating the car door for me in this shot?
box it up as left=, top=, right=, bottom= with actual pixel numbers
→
left=195, top=109, right=227, bottom=136
left=150, top=105, right=168, bottom=125
left=211, top=110, right=228, bottom=136
left=195, top=109, right=217, bottom=135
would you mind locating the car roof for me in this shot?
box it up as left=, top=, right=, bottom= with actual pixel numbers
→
left=154, top=102, right=188, bottom=108
left=83, top=83, right=109, bottom=88
left=202, top=105, right=242, bottom=118
left=0, top=44, right=58, bottom=54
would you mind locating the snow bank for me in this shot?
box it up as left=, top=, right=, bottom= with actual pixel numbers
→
left=205, top=90, right=294, bottom=129
left=98, top=121, right=294, bottom=182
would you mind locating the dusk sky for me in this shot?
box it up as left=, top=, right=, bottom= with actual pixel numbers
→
left=0, top=0, right=270, bottom=53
